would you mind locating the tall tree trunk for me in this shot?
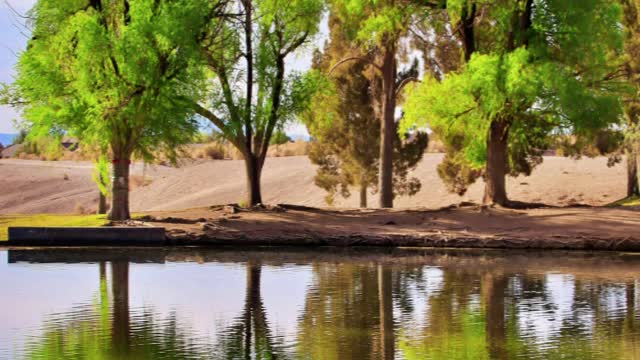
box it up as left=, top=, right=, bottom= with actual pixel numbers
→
left=108, top=155, right=131, bottom=220
left=459, top=2, right=476, bottom=61
left=378, top=265, right=394, bottom=360
left=379, top=44, right=397, bottom=209
left=627, top=148, right=639, bottom=197
left=111, top=261, right=130, bottom=356
left=244, top=155, right=262, bottom=206
left=359, top=184, right=368, bottom=208
left=483, top=120, right=510, bottom=206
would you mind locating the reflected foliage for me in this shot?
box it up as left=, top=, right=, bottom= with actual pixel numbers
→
left=24, top=262, right=212, bottom=360
left=9, top=252, right=640, bottom=360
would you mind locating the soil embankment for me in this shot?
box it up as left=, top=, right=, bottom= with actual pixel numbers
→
left=139, top=204, right=640, bottom=251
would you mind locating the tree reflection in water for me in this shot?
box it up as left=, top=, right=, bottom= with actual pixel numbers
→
left=212, top=261, right=288, bottom=359
left=13, top=251, right=640, bottom=360
left=24, top=261, right=211, bottom=360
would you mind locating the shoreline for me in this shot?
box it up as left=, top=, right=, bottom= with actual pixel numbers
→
left=155, top=204, right=640, bottom=251
left=7, top=203, right=636, bottom=251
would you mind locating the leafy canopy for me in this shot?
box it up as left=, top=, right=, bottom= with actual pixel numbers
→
left=402, top=0, right=625, bottom=173
left=199, top=0, right=324, bottom=153
left=16, top=0, right=212, bottom=162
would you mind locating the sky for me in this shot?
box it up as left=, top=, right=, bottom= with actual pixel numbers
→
left=0, top=1, right=324, bottom=138
left=0, top=0, right=36, bottom=133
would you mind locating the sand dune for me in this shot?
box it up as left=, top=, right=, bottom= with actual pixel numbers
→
left=0, top=154, right=628, bottom=214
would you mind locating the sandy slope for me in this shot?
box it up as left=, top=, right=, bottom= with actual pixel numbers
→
left=0, top=154, right=628, bottom=214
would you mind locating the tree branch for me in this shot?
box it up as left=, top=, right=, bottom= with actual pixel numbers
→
left=193, top=102, right=246, bottom=153
left=281, top=31, right=308, bottom=57
left=328, top=56, right=383, bottom=76
left=395, top=76, right=420, bottom=96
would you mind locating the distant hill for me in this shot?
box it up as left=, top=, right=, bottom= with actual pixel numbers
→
left=0, top=133, right=17, bottom=147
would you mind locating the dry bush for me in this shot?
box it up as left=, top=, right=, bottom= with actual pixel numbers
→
left=182, top=139, right=310, bottom=161
left=130, top=175, right=152, bottom=190
left=268, top=140, right=310, bottom=157
left=203, top=143, right=227, bottom=160
left=186, top=142, right=243, bottom=160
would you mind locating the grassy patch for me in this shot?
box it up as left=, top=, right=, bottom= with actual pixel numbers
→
left=0, top=214, right=109, bottom=241
left=608, top=196, right=640, bottom=207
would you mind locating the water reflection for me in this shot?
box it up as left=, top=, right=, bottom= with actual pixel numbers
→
left=214, top=262, right=290, bottom=359
left=1, top=248, right=639, bottom=359
left=23, top=260, right=213, bottom=359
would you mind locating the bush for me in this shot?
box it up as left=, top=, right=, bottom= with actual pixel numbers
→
left=16, top=137, right=64, bottom=161
left=271, top=130, right=292, bottom=145
left=204, top=143, right=226, bottom=160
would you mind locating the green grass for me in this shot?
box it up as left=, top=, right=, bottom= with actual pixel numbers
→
left=0, top=214, right=109, bottom=241
left=608, top=196, right=640, bottom=207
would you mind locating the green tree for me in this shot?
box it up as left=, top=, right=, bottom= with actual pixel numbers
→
left=621, top=0, right=640, bottom=198
left=403, top=0, right=625, bottom=206
left=306, top=16, right=428, bottom=208
left=327, top=0, right=436, bottom=208
left=194, top=0, right=323, bottom=207
left=14, top=0, right=217, bottom=220
left=270, top=130, right=292, bottom=145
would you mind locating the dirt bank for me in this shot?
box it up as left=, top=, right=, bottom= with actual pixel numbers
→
left=138, top=204, right=640, bottom=251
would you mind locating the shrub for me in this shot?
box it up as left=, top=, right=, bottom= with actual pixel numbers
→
left=203, top=143, right=226, bottom=160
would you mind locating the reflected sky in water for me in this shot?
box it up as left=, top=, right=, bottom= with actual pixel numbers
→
left=0, top=248, right=638, bottom=359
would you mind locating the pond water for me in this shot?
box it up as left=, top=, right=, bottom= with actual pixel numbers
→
left=0, top=247, right=639, bottom=360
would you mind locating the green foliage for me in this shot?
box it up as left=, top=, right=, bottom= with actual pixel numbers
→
left=330, top=0, right=419, bottom=48
left=403, top=0, right=625, bottom=195
left=197, top=0, right=324, bottom=205
left=0, top=214, right=109, bottom=241
left=92, top=155, right=112, bottom=197
left=17, top=135, right=65, bottom=160
left=617, top=0, right=640, bottom=175
left=198, top=0, right=323, bottom=146
left=305, top=13, right=427, bottom=206
left=192, top=131, right=213, bottom=144
left=16, top=0, right=209, bottom=163
left=270, top=130, right=292, bottom=145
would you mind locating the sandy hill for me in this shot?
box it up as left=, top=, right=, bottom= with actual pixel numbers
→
left=0, top=154, right=627, bottom=215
